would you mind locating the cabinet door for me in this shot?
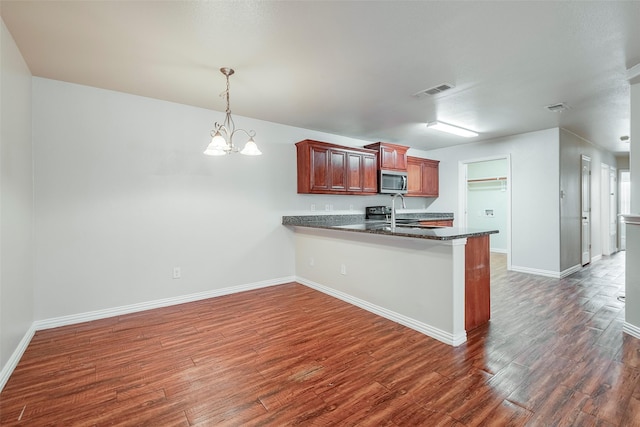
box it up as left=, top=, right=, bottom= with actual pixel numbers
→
left=379, top=146, right=407, bottom=170
left=329, top=149, right=347, bottom=191
left=347, top=152, right=364, bottom=192
left=407, top=161, right=422, bottom=194
left=421, top=160, right=439, bottom=197
left=362, top=154, right=378, bottom=193
left=309, top=144, right=330, bottom=191
left=346, top=152, right=378, bottom=193
left=406, top=156, right=439, bottom=197
left=296, top=139, right=378, bottom=195
left=380, top=145, right=398, bottom=170
left=394, top=148, right=407, bottom=170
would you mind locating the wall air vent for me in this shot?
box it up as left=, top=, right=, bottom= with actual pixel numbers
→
left=413, top=83, right=455, bottom=98
left=545, top=102, right=570, bottom=113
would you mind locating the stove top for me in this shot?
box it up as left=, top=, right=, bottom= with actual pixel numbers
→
left=366, top=205, right=391, bottom=220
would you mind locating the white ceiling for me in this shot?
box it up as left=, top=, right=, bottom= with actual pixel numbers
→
left=2, top=1, right=639, bottom=154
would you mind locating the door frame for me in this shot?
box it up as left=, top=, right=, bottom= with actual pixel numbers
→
left=609, top=166, right=617, bottom=254
left=581, top=155, right=591, bottom=266
left=458, top=154, right=512, bottom=270
left=619, top=169, right=630, bottom=250
left=601, top=164, right=611, bottom=256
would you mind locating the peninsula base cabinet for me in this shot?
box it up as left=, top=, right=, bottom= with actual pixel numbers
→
left=465, top=235, right=491, bottom=331
left=418, top=219, right=453, bottom=227
left=407, top=156, right=439, bottom=197
left=296, top=139, right=378, bottom=195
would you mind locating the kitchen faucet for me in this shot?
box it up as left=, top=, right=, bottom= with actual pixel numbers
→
left=390, top=193, right=406, bottom=231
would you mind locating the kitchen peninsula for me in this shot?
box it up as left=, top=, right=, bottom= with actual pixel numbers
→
left=283, top=214, right=498, bottom=346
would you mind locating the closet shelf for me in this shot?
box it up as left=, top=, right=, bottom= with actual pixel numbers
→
left=467, top=176, right=507, bottom=183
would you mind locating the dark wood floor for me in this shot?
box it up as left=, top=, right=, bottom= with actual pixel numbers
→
left=1, top=252, right=638, bottom=426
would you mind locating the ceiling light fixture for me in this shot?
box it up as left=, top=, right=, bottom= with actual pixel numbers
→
left=426, top=121, right=478, bottom=138
left=204, top=67, right=262, bottom=156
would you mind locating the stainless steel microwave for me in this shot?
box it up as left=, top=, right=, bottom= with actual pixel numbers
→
left=379, top=170, right=408, bottom=194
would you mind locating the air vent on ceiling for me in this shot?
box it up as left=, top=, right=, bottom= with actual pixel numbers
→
left=545, top=102, right=570, bottom=113
left=413, top=83, right=455, bottom=98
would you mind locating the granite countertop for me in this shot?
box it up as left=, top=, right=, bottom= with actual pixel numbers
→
left=282, top=214, right=498, bottom=241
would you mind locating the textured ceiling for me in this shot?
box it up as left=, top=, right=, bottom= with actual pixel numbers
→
left=2, top=1, right=639, bottom=153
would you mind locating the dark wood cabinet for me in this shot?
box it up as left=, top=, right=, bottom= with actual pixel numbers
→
left=296, top=139, right=378, bottom=195
left=465, top=235, right=491, bottom=331
left=363, top=142, right=409, bottom=171
left=417, top=219, right=453, bottom=227
left=406, top=156, right=439, bottom=197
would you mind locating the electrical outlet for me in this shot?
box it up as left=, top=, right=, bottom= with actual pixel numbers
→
left=310, top=204, right=316, bottom=211
left=340, top=264, right=347, bottom=275
left=325, top=204, right=331, bottom=211
left=309, top=257, right=315, bottom=267
left=173, top=267, right=181, bottom=279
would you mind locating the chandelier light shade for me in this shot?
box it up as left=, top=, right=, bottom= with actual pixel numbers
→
left=204, top=67, right=262, bottom=156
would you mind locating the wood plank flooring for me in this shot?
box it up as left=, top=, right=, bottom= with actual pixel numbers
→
left=1, top=252, right=639, bottom=425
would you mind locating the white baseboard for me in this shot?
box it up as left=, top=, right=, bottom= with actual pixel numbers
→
left=623, top=322, right=640, bottom=340
left=0, top=276, right=293, bottom=393
left=510, top=264, right=581, bottom=279
left=297, top=276, right=466, bottom=347
left=34, top=277, right=292, bottom=330
left=0, top=324, right=37, bottom=392
left=559, top=264, right=583, bottom=278
left=490, top=248, right=507, bottom=254
left=510, top=265, right=561, bottom=278
left=591, top=254, right=603, bottom=263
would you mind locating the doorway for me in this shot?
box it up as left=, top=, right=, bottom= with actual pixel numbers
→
left=459, top=155, right=511, bottom=270
left=601, top=165, right=618, bottom=256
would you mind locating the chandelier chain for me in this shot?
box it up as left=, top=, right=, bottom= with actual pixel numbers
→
left=203, top=67, right=261, bottom=156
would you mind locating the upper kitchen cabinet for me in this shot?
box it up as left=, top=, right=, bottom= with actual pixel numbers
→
left=296, top=139, right=378, bottom=195
left=406, top=156, right=440, bottom=197
left=363, top=142, right=409, bottom=171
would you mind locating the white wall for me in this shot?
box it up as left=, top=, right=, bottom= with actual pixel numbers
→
left=0, top=20, right=34, bottom=376
left=558, top=129, right=617, bottom=271
left=626, top=82, right=640, bottom=332
left=32, top=78, right=425, bottom=321
left=632, top=84, right=640, bottom=213
left=424, top=129, right=561, bottom=275
left=294, top=228, right=467, bottom=345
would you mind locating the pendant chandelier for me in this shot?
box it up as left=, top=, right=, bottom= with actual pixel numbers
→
left=204, top=67, right=262, bottom=156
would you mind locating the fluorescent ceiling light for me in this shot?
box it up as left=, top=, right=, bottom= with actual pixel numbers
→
left=426, top=121, right=478, bottom=137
